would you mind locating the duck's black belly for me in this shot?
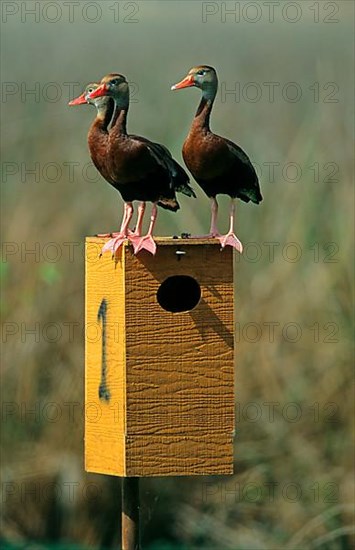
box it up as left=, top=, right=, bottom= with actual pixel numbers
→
left=196, top=165, right=261, bottom=204
left=112, top=172, right=179, bottom=211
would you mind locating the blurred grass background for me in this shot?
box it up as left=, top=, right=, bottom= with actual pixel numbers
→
left=1, top=1, right=354, bottom=548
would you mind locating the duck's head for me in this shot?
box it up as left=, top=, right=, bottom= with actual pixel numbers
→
left=68, top=82, right=114, bottom=112
left=68, top=83, right=102, bottom=106
left=87, top=73, right=129, bottom=104
left=171, top=66, right=218, bottom=98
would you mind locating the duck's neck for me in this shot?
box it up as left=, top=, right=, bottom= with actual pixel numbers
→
left=111, top=97, right=129, bottom=135
left=88, top=101, right=113, bottom=165
left=93, top=99, right=114, bottom=133
left=193, top=87, right=216, bottom=131
left=103, top=100, right=114, bottom=131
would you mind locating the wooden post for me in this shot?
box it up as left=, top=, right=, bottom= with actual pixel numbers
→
left=122, top=477, right=140, bottom=550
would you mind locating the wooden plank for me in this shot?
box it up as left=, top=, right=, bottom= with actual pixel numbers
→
left=88, top=236, right=222, bottom=247
left=85, top=239, right=126, bottom=475
left=125, top=434, right=234, bottom=476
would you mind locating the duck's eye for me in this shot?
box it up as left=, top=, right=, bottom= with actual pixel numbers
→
left=197, top=70, right=205, bottom=77
left=111, top=79, right=119, bottom=85
left=87, top=88, right=94, bottom=93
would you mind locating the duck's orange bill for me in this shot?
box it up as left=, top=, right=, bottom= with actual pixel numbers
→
left=68, top=93, right=87, bottom=105
left=88, top=84, right=107, bottom=99
left=171, top=75, right=195, bottom=90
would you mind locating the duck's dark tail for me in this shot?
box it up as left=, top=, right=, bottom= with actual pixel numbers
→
left=239, top=185, right=263, bottom=204
left=146, top=139, right=196, bottom=206
left=158, top=197, right=180, bottom=211
left=171, top=160, right=196, bottom=198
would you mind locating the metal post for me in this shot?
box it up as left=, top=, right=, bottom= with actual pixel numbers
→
left=122, top=477, right=140, bottom=550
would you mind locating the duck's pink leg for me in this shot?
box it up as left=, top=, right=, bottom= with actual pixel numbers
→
left=111, top=202, right=135, bottom=237
left=129, top=202, right=147, bottom=253
left=209, top=197, right=220, bottom=237
left=98, top=202, right=134, bottom=238
left=101, top=202, right=134, bottom=256
left=134, top=203, right=158, bottom=255
left=192, top=197, right=221, bottom=239
left=218, top=198, right=243, bottom=253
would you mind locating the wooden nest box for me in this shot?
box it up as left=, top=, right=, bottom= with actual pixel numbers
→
left=85, top=237, right=235, bottom=477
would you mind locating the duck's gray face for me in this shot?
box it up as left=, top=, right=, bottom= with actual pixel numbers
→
left=68, top=83, right=99, bottom=106
left=84, top=83, right=110, bottom=108
left=171, top=65, right=217, bottom=92
left=88, top=74, right=129, bottom=100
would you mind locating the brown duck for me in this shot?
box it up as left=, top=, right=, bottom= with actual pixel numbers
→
left=172, top=65, right=262, bottom=252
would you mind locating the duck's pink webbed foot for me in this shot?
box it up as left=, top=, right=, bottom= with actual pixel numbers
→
left=100, top=234, right=127, bottom=257
left=133, top=235, right=157, bottom=255
left=132, top=203, right=158, bottom=256
left=100, top=232, right=142, bottom=257
left=218, top=232, right=243, bottom=253
left=215, top=198, right=244, bottom=253
left=126, top=202, right=148, bottom=253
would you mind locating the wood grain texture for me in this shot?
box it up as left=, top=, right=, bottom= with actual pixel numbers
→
left=85, top=239, right=126, bottom=475
left=85, top=237, right=235, bottom=477
left=125, top=435, right=234, bottom=476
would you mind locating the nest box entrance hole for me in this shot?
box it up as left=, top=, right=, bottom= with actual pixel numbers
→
left=157, top=275, right=201, bottom=313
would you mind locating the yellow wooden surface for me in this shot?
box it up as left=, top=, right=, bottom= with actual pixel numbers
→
left=85, top=240, right=126, bottom=475
left=85, top=237, right=235, bottom=477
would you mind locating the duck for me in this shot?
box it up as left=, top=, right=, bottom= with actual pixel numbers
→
left=69, top=83, right=142, bottom=241
left=171, top=65, right=262, bottom=252
left=88, top=73, right=195, bottom=255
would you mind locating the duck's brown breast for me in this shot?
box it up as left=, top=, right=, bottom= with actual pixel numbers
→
left=182, top=130, right=233, bottom=180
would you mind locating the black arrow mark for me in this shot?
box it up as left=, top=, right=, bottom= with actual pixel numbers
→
left=97, top=298, right=110, bottom=401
